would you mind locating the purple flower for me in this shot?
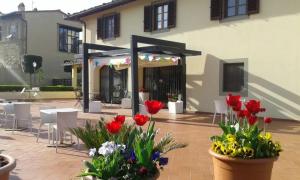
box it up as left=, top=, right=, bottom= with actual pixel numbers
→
left=129, top=150, right=136, bottom=161
left=159, top=157, right=169, bottom=166
left=152, top=151, right=160, bottom=160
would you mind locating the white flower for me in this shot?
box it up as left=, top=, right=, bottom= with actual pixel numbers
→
left=98, top=141, right=126, bottom=156
left=89, top=148, right=97, bottom=157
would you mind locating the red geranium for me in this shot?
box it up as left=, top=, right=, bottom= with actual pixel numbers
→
left=134, top=114, right=149, bottom=126
left=247, top=115, right=257, bottom=125
left=226, top=94, right=241, bottom=111
left=245, top=100, right=263, bottom=114
left=106, top=121, right=122, bottom=134
left=145, top=100, right=164, bottom=115
left=114, top=115, right=125, bottom=124
left=264, top=117, right=272, bottom=124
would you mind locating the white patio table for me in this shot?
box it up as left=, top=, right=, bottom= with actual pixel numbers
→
left=40, top=108, right=79, bottom=147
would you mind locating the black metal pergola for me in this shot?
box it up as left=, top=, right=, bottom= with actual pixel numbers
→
left=82, top=35, right=201, bottom=116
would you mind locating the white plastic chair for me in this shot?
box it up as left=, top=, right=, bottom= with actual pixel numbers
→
left=2, top=104, right=15, bottom=128
left=121, top=98, right=131, bottom=109
left=13, top=104, right=32, bottom=134
left=212, top=100, right=227, bottom=124
left=36, top=106, right=56, bottom=144
left=53, top=111, right=79, bottom=152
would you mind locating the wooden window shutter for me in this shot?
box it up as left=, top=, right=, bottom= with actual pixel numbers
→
left=114, top=13, right=120, bottom=37
left=210, top=0, right=223, bottom=20
left=97, top=17, right=103, bottom=39
left=168, top=0, right=177, bottom=28
left=144, top=5, right=153, bottom=32
left=248, top=0, right=259, bottom=14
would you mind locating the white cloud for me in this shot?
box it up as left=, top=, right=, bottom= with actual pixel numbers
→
left=0, top=0, right=111, bottom=14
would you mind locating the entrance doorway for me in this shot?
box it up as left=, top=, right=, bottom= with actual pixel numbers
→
left=100, top=66, right=128, bottom=103
left=143, top=65, right=182, bottom=103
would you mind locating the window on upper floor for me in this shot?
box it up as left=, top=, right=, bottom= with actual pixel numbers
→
left=97, top=13, right=120, bottom=40
left=6, top=24, right=18, bottom=40
left=59, top=25, right=81, bottom=53
left=144, top=0, right=177, bottom=32
left=222, top=63, right=245, bottom=92
left=211, top=0, right=259, bottom=20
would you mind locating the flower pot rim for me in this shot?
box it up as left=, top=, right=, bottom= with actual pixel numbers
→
left=0, top=154, right=16, bottom=175
left=209, top=149, right=278, bottom=164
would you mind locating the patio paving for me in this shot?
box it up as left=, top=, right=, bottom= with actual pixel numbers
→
left=0, top=100, right=300, bottom=180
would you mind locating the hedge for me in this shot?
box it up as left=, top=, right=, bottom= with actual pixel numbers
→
left=39, top=86, right=74, bottom=91
left=0, top=85, right=29, bottom=92
left=0, top=85, right=74, bottom=92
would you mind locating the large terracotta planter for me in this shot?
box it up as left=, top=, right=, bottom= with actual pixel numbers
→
left=0, top=154, right=16, bottom=180
left=209, top=149, right=277, bottom=180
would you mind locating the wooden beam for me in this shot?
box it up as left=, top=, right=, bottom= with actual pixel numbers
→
left=83, top=43, right=89, bottom=112
left=131, top=36, right=139, bottom=116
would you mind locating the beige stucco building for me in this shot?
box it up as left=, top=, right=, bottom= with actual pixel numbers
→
left=70, top=0, right=300, bottom=121
left=0, top=3, right=82, bottom=86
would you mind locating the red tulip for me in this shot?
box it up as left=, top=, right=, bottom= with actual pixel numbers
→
left=145, top=100, right=164, bottom=115
left=245, top=100, right=262, bottom=114
left=226, top=94, right=241, bottom=110
left=237, top=109, right=249, bottom=119
left=247, top=115, right=257, bottom=125
left=264, top=117, right=272, bottom=124
left=106, top=121, right=122, bottom=134
left=134, top=114, right=149, bottom=126
left=114, top=115, right=125, bottom=124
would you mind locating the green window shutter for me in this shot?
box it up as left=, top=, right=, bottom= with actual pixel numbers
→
left=210, top=0, right=223, bottom=20
left=248, top=0, right=260, bottom=14
left=97, top=17, right=103, bottom=39
left=144, top=5, right=153, bottom=32
left=168, top=0, right=177, bottom=28
left=114, top=13, right=121, bottom=37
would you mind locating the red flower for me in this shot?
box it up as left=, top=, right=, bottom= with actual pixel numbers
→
left=247, top=115, right=257, bottom=125
left=134, top=114, right=149, bottom=126
left=245, top=100, right=263, bottom=114
left=264, top=117, right=272, bottom=124
left=114, top=115, right=125, bottom=124
left=106, top=121, right=122, bottom=134
left=237, top=109, right=249, bottom=119
left=226, top=94, right=241, bottom=110
left=138, top=166, right=148, bottom=175
left=145, top=100, right=164, bottom=115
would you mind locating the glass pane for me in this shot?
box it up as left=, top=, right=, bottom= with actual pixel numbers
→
left=238, top=5, right=247, bottom=15
left=163, top=20, right=168, bottom=28
left=68, top=44, right=71, bottom=52
left=228, top=0, right=235, bottom=7
left=164, top=12, right=168, bottom=20
left=157, top=22, right=162, bottom=29
left=72, top=31, right=75, bottom=36
left=239, top=0, right=247, bottom=5
left=227, top=7, right=236, bottom=17
left=157, top=6, right=162, bottom=13
left=157, top=14, right=162, bottom=21
left=164, top=4, right=168, bottom=12
left=68, top=30, right=72, bottom=36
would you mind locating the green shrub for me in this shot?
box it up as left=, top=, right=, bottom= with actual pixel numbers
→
left=0, top=85, right=28, bottom=92
left=39, top=86, right=74, bottom=91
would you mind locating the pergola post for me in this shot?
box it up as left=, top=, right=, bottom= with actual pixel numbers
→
left=180, top=55, right=187, bottom=110
left=71, top=65, right=78, bottom=88
left=130, top=36, right=139, bottom=116
left=83, top=43, right=89, bottom=113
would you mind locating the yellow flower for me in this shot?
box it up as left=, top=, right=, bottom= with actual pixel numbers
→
left=275, top=142, right=282, bottom=152
left=230, top=148, right=238, bottom=157
left=243, top=147, right=254, bottom=158
left=230, top=141, right=239, bottom=149
left=265, top=133, right=272, bottom=140
left=226, top=134, right=236, bottom=142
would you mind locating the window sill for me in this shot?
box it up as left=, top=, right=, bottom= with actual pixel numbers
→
left=150, top=28, right=171, bottom=34
left=220, top=15, right=249, bottom=23
left=102, top=37, right=117, bottom=42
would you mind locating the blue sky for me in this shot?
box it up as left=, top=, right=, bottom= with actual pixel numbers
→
left=0, top=0, right=111, bottom=14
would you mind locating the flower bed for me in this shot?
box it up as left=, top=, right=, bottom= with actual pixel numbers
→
left=72, top=100, right=187, bottom=179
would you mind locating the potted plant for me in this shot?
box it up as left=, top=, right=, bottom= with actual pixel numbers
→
left=75, top=100, right=187, bottom=180
left=0, top=151, right=16, bottom=180
left=209, top=94, right=282, bottom=180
